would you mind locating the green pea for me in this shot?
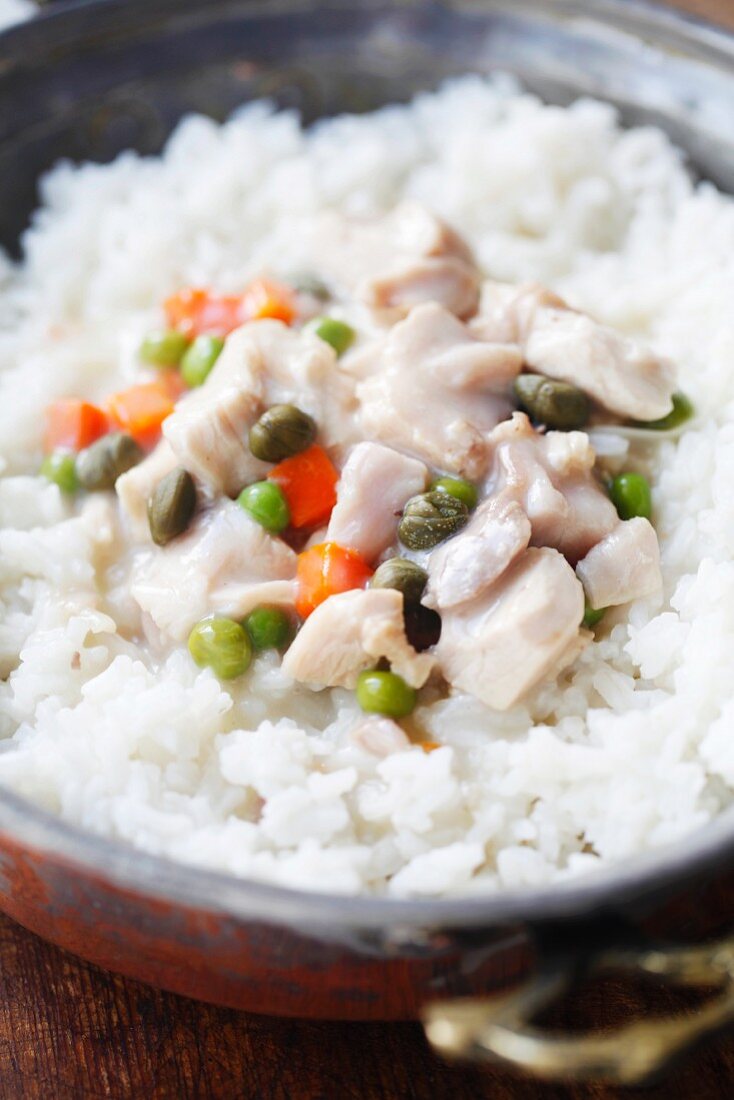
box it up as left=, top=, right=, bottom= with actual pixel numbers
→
left=237, top=481, right=290, bottom=533
left=308, top=317, right=355, bottom=357
left=609, top=472, right=652, bottom=521
left=40, top=452, right=78, bottom=494
left=139, top=330, right=189, bottom=368
left=582, top=602, right=606, bottom=630
left=430, top=476, right=478, bottom=511
left=356, top=670, right=417, bottom=718
left=188, top=618, right=252, bottom=680
left=638, top=392, right=694, bottom=431
left=244, top=606, right=294, bottom=652
left=181, top=335, right=224, bottom=387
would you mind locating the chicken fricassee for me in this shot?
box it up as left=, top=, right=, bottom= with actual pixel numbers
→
left=42, top=202, right=685, bottom=728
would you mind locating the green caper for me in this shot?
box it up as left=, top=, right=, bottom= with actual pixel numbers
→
left=371, top=558, right=428, bottom=604
left=76, top=432, right=144, bottom=491
left=290, top=273, right=331, bottom=301
left=148, top=467, right=197, bottom=546
left=514, top=373, right=589, bottom=431
left=403, top=602, right=442, bottom=652
left=398, top=491, right=469, bottom=551
left=249, top=404, right=317, bottom=463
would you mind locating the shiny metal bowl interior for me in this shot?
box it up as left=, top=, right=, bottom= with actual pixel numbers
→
left=1, top=0, right=734, bottom=935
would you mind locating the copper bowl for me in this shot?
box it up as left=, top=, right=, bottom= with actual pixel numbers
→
left=1, top=0, right=734, bottom=1083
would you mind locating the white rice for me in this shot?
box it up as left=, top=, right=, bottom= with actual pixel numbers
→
left=1, top=77, right=734, bottom=897
left=0, top=0, right=34, bottom=31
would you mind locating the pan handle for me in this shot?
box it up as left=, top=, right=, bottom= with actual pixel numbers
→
left=423, top=932, right=734, bottom=1084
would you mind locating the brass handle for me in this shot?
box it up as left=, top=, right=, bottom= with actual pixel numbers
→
left=424, top=933, right=734, bottom=1084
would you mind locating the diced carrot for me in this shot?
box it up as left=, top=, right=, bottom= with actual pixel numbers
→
left=421, top=741, right=442, bottom=754
left=241, top=278, right=296, bottom=325
left=164, top=278, right=296, bottom=339
left=43, top=400, right=108, bottom=453
left=164, top=287, right=245, bottom=339
left=106, top=380, right=178, bottom=449
left=295, top=542, right=373, bottom=619
left=268, top=444, right=338, bottom=529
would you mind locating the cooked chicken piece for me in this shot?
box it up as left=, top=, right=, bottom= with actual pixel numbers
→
left=115, top=440, right=179, bottom=540
left=282, top=588, right=434, bottom=689
left=487, top=413, right=618, bottom=565
left=425, top=495, right=531, bottom=610
left=357, top=303, right=522, bottom=478
left=130, top=499, right=296, bottom=640
left=288, top=201, right=480, bottom=322
left=327, top=442, right=428, bottom=562
left=163, top=320, right=359, bottom=495
left=471, top=281, right=565, bottom=344
left=435, top=547, right=585, bottom=711
left=525, top=311, right=676, bottom=421
left=351, top=716, right=412, bottom=757
left=473, top=281, right=676, bottom=421
left=367, top=255, right=479, bottom=322
left=576, top=517, right=661, bottom=610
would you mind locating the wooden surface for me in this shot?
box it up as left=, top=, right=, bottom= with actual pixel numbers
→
left=665, top=0, right=734, bottom=25
left=2, top=1, right=734, bottom=1097
left=1, top=910, right=733, bottom=1100
left=667, top=0, right=734, bottom=26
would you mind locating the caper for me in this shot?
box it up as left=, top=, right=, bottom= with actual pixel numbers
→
left=398, top=491, right=469, bottom=551
left=76, top=432, right=144, bottom=491
left=371, top=558, right=428, bottom=604
left=404, top=602, right=442, bottom=652
left=514, top=373, right=589, bottom=431
left=249, top=404, right=317, bottom=463
left=148, top=467, right=197, bottom=546
left=290, top=273, right=331, bottom=301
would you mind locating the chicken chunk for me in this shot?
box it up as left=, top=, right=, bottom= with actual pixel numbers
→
left=288, top=201, right=480, bottom=321
left=425, top=496, right=531, bottom=610
left=357, top=303, right=522, bottom=478
left=486, top=413, right=618, bottom=565
left=327, top=442, right=428, bottom=563
left=576, top=517, right=662, bottom=610
left=282, top=588, right=434, bottom=689
left=163, top=320, right=359, bottom=495
left=130, top=499, right=296, bottom=640
left=115, top=440, right=179, bottom=541
left=473, top=282, right=676, bottom=420
left=526, top=310, right=676, bottom=421
left=471, top=281, right=565, bottom=344
left=351, top=716, right=412, bottom=757
left=435, top=547, right=585, bottom=711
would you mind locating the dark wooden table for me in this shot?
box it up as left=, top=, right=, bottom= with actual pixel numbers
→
left=3, top=1, right=734, bottom=1097
left=2, top=908, right=734, bottom=1100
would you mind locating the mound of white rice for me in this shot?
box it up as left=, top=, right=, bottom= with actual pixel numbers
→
left=1, top=78, right=733, bottom=897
